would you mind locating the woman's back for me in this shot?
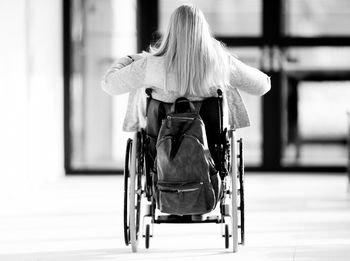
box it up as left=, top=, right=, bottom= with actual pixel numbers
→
left=101, top=4, right=271, bottom=131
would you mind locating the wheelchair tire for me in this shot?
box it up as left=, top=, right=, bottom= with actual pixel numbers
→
left=224, top=224, right=229, bottom=249
left=129, top=132, right=143, bottom=252
left=229, top=130, right=239, bottom=253
left=123, top=138, right=133, bottom=246
left=145, top=224, right=150, bottom=249
left=238, top=138, right=245, bottom=245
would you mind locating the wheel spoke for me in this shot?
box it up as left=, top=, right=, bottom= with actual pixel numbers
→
left=129, top=131, right=145, bottom=253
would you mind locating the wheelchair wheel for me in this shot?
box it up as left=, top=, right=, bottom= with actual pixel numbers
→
left=129, top=132, right=143, bottom=252
left=224, top=224, right=229, bottom=249
left=229, top=130, right=239, bottom=253
left=123, top=138, right=132, bottom=246
left=145, top=224, right=150, bottom=249
left=238, top=138, right=245, bottom=245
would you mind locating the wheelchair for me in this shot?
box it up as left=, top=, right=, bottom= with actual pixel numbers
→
left=123, top=89, right=245, bottom=252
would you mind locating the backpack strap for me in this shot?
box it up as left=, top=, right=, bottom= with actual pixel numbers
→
left=217, top=89, right=223, bottom=132
left=171, top=97, right=196, bottom=113
left=145, top=88, right=153, bottom=115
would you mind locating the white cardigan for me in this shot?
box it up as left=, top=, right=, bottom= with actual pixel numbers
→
left=102, top=54, right=270, bottom=132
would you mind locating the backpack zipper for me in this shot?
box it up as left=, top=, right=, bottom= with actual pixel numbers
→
left=158, top=181, right=203, bottom=193
left=167, top=115, right=196, bottom=121
left=177, top=187, right=199, bottom=193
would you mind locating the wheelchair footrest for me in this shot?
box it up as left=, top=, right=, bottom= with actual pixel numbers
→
left=154, top=215, right=221, bottom=224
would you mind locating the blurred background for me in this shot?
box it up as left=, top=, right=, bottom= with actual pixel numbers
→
left=1, top=0, right=350, bottom=183
left=68, top=0, right=350, bottom=174
left=1, top=0, right=350, bottom=259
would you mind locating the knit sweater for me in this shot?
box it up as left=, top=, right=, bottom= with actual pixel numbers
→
left=102, top=53, right=270, bottom=132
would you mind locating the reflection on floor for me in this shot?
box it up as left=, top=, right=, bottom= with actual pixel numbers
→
left=1, top=174, right=350, bottom=260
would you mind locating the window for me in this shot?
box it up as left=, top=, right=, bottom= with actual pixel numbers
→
left=68, top=0, right=137, bottom=171
left=284, top=0, right=350, bottom=36
left=159, top=0, right=262, bottom=36
left=282, top=47, right=350, bottom=167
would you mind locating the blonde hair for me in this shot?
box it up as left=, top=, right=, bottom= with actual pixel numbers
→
left=151, top=4, right=230, bottom=96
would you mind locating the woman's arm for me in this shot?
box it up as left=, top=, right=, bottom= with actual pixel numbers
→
left=101, top=53, right=147, bottom=95
left=229, top=55, right=271, bottom=96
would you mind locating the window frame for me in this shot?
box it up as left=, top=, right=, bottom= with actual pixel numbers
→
left=63, top=0, right=350, bottom=174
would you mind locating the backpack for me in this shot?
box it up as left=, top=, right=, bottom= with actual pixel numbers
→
left=155, top=98, right=220, bottom=215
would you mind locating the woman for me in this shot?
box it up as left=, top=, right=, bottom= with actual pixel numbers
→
left=102, top=4, right=270, bottom=131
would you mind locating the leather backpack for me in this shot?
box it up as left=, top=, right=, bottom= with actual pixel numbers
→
left=155, top=98, right=220, bottom=215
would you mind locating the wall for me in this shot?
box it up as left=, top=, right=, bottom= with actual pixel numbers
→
left=0, top=0, right=63, bottom=194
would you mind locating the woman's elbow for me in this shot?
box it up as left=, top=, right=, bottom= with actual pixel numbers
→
left=101, top=74, right=132, bottom=95
left=101, top=72, right=124, bottom=95
left=259, top=76, right=271, bottom=96
left=101, top=72, right=115, bottom=94
left=101, top=79, right=113, bottom=95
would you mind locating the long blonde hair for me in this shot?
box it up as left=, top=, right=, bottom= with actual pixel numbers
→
left=151, top=4, right=230, bottom=96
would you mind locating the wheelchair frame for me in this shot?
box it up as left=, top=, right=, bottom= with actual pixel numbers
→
left=123, top=91, right=245, bottom=252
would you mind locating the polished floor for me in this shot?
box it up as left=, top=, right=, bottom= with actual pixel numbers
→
left=1, top=174, right=350, bottom=261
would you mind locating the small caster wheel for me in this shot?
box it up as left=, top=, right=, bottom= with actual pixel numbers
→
left=225, top=224, right=229, bottom=249
left=145, top=224, right=150, bottom=249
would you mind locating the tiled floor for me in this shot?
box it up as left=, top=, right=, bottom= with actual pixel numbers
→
left=1, top=174, right=350, bottom=260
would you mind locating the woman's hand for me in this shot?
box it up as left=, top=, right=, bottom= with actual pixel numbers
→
left=112, top=53, right=146, bottom=70
left=129, top=53, right=145, bottom=61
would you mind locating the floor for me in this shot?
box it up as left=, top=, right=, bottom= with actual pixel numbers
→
left=1, top=174, right=350, bottom=261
